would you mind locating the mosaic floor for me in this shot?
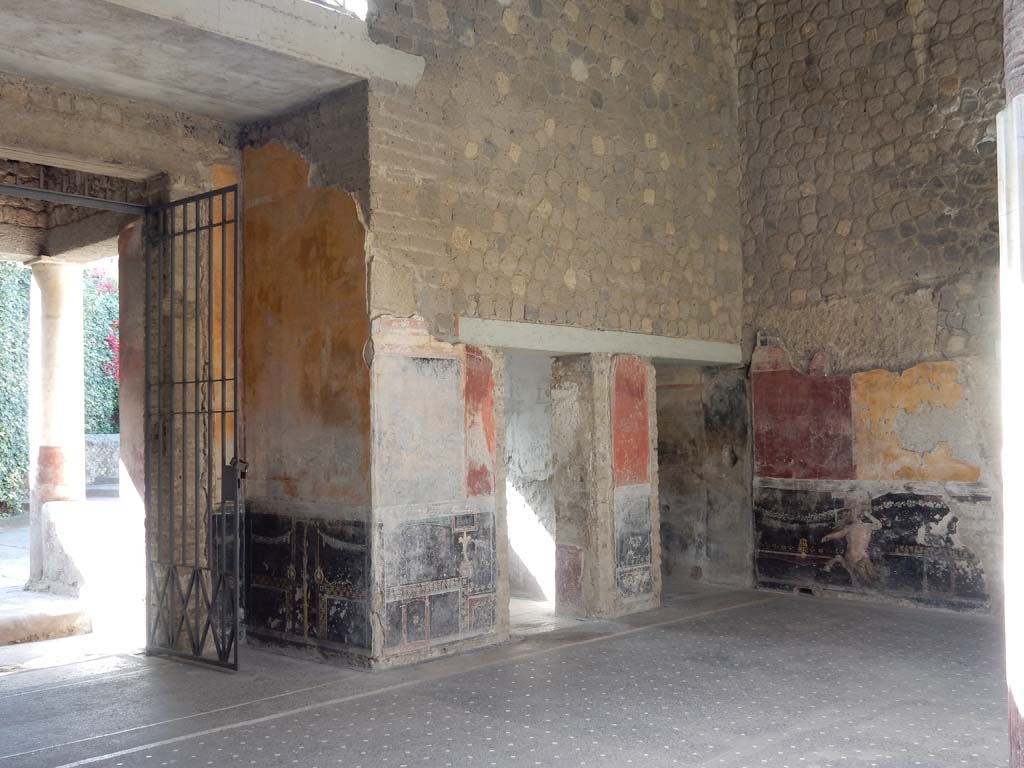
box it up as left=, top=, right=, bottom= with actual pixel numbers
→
left=0, top=588, right=1008, bottom=768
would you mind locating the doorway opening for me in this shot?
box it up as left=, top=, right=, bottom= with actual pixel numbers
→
left=0, top=158, right=150, bottom=664
left=503, top=350, right=573, bottom=636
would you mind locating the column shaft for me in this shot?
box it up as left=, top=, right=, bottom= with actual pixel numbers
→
left=29, top=260, right=85, bottom=583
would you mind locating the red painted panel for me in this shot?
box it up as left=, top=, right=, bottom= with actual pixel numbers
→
left=752, top=369, right=855, bottom=479
left=465, top=346, right=496, bottom=497
left=613, top=356, right=650, bottom=487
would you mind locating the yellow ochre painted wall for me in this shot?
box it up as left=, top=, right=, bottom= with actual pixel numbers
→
left=851, top=361, right=981, bottom=482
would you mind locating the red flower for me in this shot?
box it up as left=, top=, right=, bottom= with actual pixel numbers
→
left=105, top=319, right=120, bottom=382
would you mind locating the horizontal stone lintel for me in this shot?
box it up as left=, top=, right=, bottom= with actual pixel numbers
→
left=104, top=0, right=425, bottom=88
left=455, top=317, right=741, bottom=365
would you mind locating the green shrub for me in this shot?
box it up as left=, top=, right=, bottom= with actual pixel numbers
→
left=83, top=265, right=119, bottom=435
left=0, top=262, right=29, bottom=515
left=0, top=262, right=119, bottom=513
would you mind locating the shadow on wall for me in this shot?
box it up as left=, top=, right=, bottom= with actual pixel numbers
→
left=656, top=363, right=752, bottom=592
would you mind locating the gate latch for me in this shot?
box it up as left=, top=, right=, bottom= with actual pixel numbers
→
left=223, top=457, right=248, bottom=501
left=231, top=457, right=248, bottom=480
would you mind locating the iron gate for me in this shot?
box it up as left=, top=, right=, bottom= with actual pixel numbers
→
left=144, top=186, right=243, bottom=669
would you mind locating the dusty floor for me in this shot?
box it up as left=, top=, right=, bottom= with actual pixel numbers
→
left=0, top=588, right=1008, bottom=768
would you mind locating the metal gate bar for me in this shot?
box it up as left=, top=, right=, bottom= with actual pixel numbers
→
left=145, top=186, right=242, bottom=670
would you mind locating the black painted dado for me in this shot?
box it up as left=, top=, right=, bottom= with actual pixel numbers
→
left=755, top=486, right=989, bottom=610
left=246, top=508, right=369, bottom=654
left=383, top=511, right=496, bottom=651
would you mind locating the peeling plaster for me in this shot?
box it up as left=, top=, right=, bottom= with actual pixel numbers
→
left=851, top=362, right=982, bottom=482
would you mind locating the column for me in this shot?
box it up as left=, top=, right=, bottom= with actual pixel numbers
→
left=550, top=353, right=660, bottom=618
left=28, top=259, right=85, bottom=585
left=1000, top=59, right=1024, bottom=763
left=1004, top=1, right=1024, bottom=757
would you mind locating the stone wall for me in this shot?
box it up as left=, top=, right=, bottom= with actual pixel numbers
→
left=240, top=87, right=373, bottom=663
left=551, top=353, right=660, bottom=617
left=0, top=72, right=238, bottom=195
left=84, top=434, right=119, bottom=486
left=656, top=364, right=752, bottom=590
left=738, top=0, right=1004, bottom=610
left=739, top=0, right=1003, bottom=362
left=370, top=318, right=506, bottom=665
left=365, top=0, right=742, bottom=342
left=0, top=157, right=153, bottom=260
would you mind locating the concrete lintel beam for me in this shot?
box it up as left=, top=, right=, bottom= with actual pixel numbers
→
left=46, top=211, right=136, bottom=263
left=0, top=145, right=157, bottom=183
left=103, top=0, right=425, bottom=88
left=455, top=317, right=742, bottom=365
left=0, top=223, right=45, bottom=261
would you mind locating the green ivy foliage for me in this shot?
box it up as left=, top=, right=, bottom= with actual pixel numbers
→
left=0, top=262, right=29, bottom=514
left=83, top=265, right=120, bottom=435
left=0, top=263, right=119, bottom=513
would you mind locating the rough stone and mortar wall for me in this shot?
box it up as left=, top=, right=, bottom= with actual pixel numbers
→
left=84, top=434, right=119, bottom=486
left=0, top=160, right=47, bottom=227
left=738, top=0, right=1004, bottom=610
left=738, top=0, right=1003, bottom=366
left=0, top=158, right=152, bottom=260
left=365, top=0, right=742, bottom=342
left=241, top=82, right=370, bottom=217
left=0, top=72, right=238, bottom=195
left=656, top=365, right=752, bottom=591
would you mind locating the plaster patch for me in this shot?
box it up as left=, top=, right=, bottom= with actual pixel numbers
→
left=851, top=362, right=981, bottom=482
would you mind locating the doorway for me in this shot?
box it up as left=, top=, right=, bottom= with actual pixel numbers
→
left=0, top=157, right=148, bottom=662
left=503, top=350, right=574, bottom=636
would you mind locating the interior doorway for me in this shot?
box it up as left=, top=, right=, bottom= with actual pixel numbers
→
left=503, top=350, right=571, bottom=636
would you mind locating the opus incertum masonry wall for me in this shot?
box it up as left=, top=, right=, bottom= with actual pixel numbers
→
left=751, top=337, right=998, bottom=611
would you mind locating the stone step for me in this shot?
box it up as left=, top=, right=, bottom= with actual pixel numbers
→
left=85, top=484, right=119, bottom=499
left=0, top=587, right=92, bottom=646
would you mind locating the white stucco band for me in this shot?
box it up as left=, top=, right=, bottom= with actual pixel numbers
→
left=105, top=0, right=425, bottom=88
left=455, top=317, right=743, bottom=365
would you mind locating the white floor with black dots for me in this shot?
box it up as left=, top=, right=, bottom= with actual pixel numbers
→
left=0, top=588, right=1008, bottom=768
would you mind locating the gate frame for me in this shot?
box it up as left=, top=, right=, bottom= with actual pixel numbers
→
left=143, top=185, right=244, bottom=671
